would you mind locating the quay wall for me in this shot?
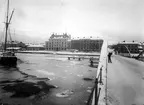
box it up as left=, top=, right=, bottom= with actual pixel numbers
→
left=16, top=51, right=100, bottom=56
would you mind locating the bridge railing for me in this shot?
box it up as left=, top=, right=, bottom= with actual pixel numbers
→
left=87, top=40, right=108, bottom=105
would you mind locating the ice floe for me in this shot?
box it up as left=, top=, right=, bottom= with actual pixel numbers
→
left=36, top=70, right=55, bottom=76
left=56, top=90, right=74, bottom=98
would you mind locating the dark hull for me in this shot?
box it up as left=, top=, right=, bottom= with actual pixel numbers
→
left=0, top=56, right=17, bottom=66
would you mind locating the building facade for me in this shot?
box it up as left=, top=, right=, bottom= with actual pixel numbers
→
left=46, top=33, right=71, bottom=51
left=140, top=42, right=144, bottom=50
left=71, top=39, right=103, bottom=52
left=116, top=42, right=142, bottom=54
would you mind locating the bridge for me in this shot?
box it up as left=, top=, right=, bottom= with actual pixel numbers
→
left=87, top=40, right=144, bottom=105
left=107, top=55, right=144, bottom=105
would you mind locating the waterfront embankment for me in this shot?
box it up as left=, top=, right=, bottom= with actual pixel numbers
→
left=17, top=50, right=100, bottom=56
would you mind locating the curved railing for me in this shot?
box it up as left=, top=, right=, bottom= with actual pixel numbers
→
left=123, top=45, right=132, bottom=58
left=87, top=40, right=108, bottom=105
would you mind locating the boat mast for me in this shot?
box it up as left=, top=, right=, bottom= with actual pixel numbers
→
left=4, top=0, right=9, bottom=51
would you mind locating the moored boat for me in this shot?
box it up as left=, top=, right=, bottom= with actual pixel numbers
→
left=0, top=0, right=17, bottom=66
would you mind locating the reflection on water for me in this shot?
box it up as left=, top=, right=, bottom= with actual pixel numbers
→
left=0, top=53, right=99, bottom=105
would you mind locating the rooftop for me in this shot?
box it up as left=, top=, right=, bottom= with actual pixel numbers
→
left=50, top=33, right=71, bottom=39
left=118, top=41, right=140, bottom=44
left=71, top=38, right=103, bottom=40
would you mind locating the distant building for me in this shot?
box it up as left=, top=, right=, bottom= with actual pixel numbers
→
left=26, top=44, right=45, bottom=50
left=46, top=33, right=71, bottom=51
left=0, top=41, right=27, bottom=51
left=67, top=40, right=71, bottom=49
left=116, top=41, right=143, bottom=54
left=6, top=41, right=26, bottom=48
left=140, top=42, right=144, bottom=50
left=71, top=39, right=103, bottom=52
left=6, top=47, right=21, bottom=51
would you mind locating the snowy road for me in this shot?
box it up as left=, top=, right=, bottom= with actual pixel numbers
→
left=107, top=55, right=144, bottom=105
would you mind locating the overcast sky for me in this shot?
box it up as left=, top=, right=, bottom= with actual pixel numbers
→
left=0, top=0, right=144, bottom=42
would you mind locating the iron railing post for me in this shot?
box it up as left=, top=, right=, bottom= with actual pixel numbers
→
left=95, top=78, right=98, bottom=105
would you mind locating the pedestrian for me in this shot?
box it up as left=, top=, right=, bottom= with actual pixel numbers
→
left=108, top=52, right=112, bottom=63
left=89, top=57, right=94, bottom=66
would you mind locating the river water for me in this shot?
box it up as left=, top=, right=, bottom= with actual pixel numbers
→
left=0, top=53, right=99, bottom=105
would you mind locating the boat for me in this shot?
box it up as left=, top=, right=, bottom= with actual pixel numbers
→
left=0, top=0, right=17, bottom=66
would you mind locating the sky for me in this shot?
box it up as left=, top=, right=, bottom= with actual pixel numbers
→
left=0, top=0, right=144, bottom=43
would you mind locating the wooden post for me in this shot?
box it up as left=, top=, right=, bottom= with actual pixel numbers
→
left=90, top=60, right=93, bottom=66
left=78, top=57, right=81, bottom=61
left=68, top=57, right=70, bottom=60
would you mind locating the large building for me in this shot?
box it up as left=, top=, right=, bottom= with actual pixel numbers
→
left=116, top=41, right=143, bottom=54
left=46, top=33, right=71, bottom=51
left=71, top=39, right=103, bottom=52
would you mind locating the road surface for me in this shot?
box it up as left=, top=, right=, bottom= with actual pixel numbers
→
left=107, top=55, right=144, bottom=105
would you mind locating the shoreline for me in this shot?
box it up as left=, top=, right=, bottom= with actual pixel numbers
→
left=16, top=50, right=100, bottom=56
